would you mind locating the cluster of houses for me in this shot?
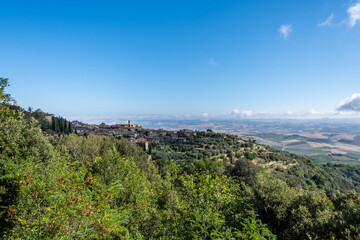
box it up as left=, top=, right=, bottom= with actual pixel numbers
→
left=71, top=120, right=196, bottom=144
left=9, top=101, right=196, bottom=145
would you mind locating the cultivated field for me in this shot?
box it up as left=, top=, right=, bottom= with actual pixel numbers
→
left=237, top=132, right=360, bottom=165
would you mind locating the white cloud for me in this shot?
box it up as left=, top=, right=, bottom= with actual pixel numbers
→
left=72, top=108, right=360, bottom=124
left=228, top=109, right=359, bottom=119
left=337, top=93, right=360, bottom=112
left=232, top=109, right=240, bottom=114
left=336, top=19, right=347, bottom=27
left=227, top=108, right=360, bottom=119
left=348, top=1, right=360, bottom=28
left=242, top=111, right=253, bottom=117
left=309, top=109, right=318, bottom=115
left=208, top=58, right=217, bottom=65
left=318, top=14, right=334, bottom=27
left=232, top=109, right=253, bottom=117
left=278, top=24, right=292, bottom=39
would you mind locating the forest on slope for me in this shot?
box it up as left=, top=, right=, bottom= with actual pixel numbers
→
left=1, top=78, right=360, bottom=239
left=149, top=131, right=360, bottom=194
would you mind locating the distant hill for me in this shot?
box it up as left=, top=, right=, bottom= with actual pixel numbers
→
left=239, top=132, right=360, bottom=166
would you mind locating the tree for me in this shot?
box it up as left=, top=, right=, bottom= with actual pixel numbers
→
left=27, top=107, right=33, bottom=115
left=0, top=78, right=53, bottom=236
left=0, top=78, right=11, bottom=104
left=67, top=122, right=72, bottom=134
left=51, top=116, right=55, bottom=131
left=226, top=158, right=260, bottom=186
left=171, top=172, right=275, bottom=239
left=244, top=151, right=256, bottom=160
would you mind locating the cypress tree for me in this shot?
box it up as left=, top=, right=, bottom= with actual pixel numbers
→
left=63, top=118, right=66, bottom=133
left=51, top=116, right=55, bottom=131
left=59, top=118, right=64, bottom=133
left=55, top=118, right=59, bottom=133
left=68, top=122, right=72, bottom=134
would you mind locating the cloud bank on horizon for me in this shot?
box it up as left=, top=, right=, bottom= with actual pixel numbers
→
left=68, top=93, right=360, bottom=123
left=227, top=93, right=360, bottom=119
left=207, top=93, right=360, bottom=120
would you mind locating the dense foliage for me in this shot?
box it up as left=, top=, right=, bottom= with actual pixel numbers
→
left=150, top=130, right=360, bottom=194
left=2, top=78, right=360, bottom=239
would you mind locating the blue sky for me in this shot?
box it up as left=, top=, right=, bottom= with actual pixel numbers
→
left=2, top=0, right=360, bottom=121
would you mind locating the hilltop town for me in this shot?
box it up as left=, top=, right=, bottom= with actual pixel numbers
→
left=71, top=120, right=195, bottom=145
left=10, top=101, right=197, bottom=146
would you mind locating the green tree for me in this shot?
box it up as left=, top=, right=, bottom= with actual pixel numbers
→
left=171, top=172, right=275, bottom=239
left=0, top=78, right=11, bottom=104
left=226, top=158, right=260, bottom=186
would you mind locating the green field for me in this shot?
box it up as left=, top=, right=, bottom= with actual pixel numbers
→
left=285, top=141, right=307, bottom=146
left=272, top=145, right=283, bottom=151
left=310, top=154, right=360, bottom=166
left=346, top=152, right=360, bottom=160
left=309, top=155, right=334, bottom=164
left=255, top=133, right=287, bottom=143
left=284, top=147, right=331, bottom=154
left=247, top=132, right=360, bottom=166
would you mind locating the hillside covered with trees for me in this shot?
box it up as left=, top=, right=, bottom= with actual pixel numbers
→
left=1, top=78, right=360, bottom=239
left=149, top=130, right=360, bottom=194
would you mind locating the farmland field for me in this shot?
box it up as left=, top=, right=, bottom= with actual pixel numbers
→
left=237, top=132, right=360, bottom=165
